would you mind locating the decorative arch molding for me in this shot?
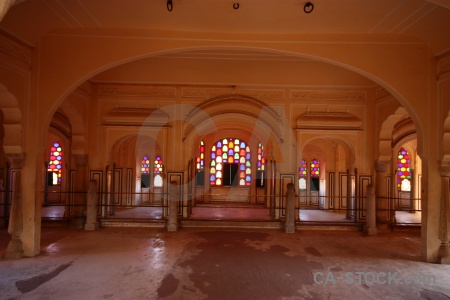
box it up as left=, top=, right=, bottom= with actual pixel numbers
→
left=111, top=134, right=161, bottom=165
left=296, top=111, right=362, bottom=131
left=0, top=0, right=15, bottom=22
left=444, top=111, right=450, bottom=161
left=49, top=109, right=71, bottom=139
left=301, top=136, right=356, bottom=170
left=184, top=94, right=283, bottom=144
left=0, top=83, right=22, bottom=154
left=59, top=92, right=89, bottom=156
left=103, top=107, right=169, bottom=127
left=378, top=107, right=410, bottom=162
left=38, top=40, right=428, bottom=166
left=392, top=117, right=416, bottom=147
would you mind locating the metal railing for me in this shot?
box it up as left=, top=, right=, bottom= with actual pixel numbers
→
left=0, top=191, right=421, bottom=228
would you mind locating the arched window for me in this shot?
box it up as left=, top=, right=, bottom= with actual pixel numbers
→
left=141, top=155, right=151, bottom=188
left=47, top=142, right=63, bottom=185
left=196, top=141, right=205, bottom=186
left=196, top=140, right=205, bottom=171
left=141, top=155, right=150, bottom=174
left=256, top=142, right=265, bottom=188
left=310, top=159, right=320, bottom=178
left=310, top=158, right=320, bottom=191
left=298, top=159, right=307, bottom=190
left=210, top=138, right=251, bottom=186
left=397, top=148, right=411, bottom=191
left=154, top=156, right=163, bottom=187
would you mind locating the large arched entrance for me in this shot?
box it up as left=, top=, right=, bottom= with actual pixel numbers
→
left=183, top=94, right=283, bottom=222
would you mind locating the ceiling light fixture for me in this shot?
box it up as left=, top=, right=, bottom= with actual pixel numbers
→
left=167, top=0, right=173, bottom=12
left=304, top=2, right=314, bottom=13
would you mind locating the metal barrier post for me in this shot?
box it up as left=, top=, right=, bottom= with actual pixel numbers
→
left=285, top=183, right=295, bottom=233
left=363, top=184, right=377, bottom=235
left=167, top=181, right=178, bottom=232
left=85, top=180, right=99, bottom=230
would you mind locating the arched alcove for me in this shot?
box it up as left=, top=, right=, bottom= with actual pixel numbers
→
left=443, top=111, right=450, bottom=161
left=0, top=83, right=22, bottom=155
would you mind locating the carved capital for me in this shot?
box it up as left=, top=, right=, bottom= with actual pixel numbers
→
left=6, top=153, right=26, bottom=169
left=375, top=160, right=389, bottom=173
left=439, top=160, right=450, bottom=177
left=73, top=154, right=88, bottom=167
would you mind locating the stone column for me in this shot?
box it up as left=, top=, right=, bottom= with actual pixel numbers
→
left=438, top=162, right=450, bottom=264
left=84, top=180, right=99, bottom=231
left=375, top=160, right=390, bottom=231
left=284, top=183, right=295, bottom=233
left=4, top=153, right=25, bottom=259
left=363, top=185, right=377, bottom=235
left=167, top=181, right=178, bottom=232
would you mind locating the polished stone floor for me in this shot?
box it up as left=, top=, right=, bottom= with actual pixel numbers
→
left=1, top=226, right=449, bottom=300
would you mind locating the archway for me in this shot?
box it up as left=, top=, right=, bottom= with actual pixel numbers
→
left=30, top=37, right=436, bottom=258
left=444, top=111, right=450, bottom=161
left=183, top=94, right=283, bottom=221
left=377, top=105, right=422, bottom=226
left=298, top=136, right=358, bottom=224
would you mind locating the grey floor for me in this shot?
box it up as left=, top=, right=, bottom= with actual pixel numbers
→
left=1, top=226, right=448, bottom=300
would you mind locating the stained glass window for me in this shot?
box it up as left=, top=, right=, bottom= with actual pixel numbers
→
left=196, top=141, right=205, bottom=171
left=210, top=138, right=251, bottom=186
left=47, top=142, right=63, bottom=185
left=196, top=141, right=205, bottom=186
left=257, top=143, right=265, bottom=171
left=141, top=155, right=150, bottom=174
left=397, top=148, right=411, bottom=191
left=310, top=159, right=320, bottom=178
left=154, top=156, right=163, bottom=187
left=299, top=159, right=307, bottom=178
left=299, top=159, right=307, bottom=190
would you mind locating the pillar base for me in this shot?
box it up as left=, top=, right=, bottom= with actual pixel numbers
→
left=4, top=237, right=24, bottom=259
left=376, top=223, right=390, bottom=234
left=167, top=223, right=178, bottom=232
left=363, top=225, right=378, bottom=236
left=84, top=222, right=99, bottom=231
left=70, top=216, right=86, bottom=229
left=284, top=225, right=295, bottom=233
left=438, top=244, right=450, bottom=265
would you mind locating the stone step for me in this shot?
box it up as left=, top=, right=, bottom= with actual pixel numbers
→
left=181, top=219, right=282, bottom=229
left=297, top=222, right=363, bottom=231
left=100, top=218, right=166, bottom=228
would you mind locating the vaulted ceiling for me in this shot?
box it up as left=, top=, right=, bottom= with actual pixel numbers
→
left=3, top=0, right=449, bottom=54
left=1, top=0, right=449, bottom=87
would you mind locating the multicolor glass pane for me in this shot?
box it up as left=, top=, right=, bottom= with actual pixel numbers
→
left=141, top=155, right=151, bottom=174
left=154, top=156, right=163, bottom=174
left=397, top=147, right=411, bottom=191
left=310, top=159, right=320, bottom=178
left=257, top=142, right=265, bottom=171
left=196, top=141, right=205, bottom=171
left=210, top=138, right=251, bottom=186
left=47, top=142, right=62, bottom=184
left=299, top=159, right=307, bottom=178
left=154, top=156, right=163, bottom=187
